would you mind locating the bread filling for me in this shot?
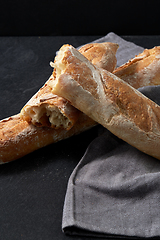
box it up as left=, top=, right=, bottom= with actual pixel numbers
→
left=21, top=104, right=71, bottom=129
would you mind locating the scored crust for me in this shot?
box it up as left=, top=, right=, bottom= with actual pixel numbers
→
left=0, top=113, right=96, bottom=163
left=21, top=75, right=80, bottom=130
left=0, top=42, right=118, bottom=163
left=114, top=46, right=160, bottom=89
left=20, top=42, right=118, bottom=129
left=79, top=42, right=118, bottom=72
left=2, top=43, right=160, bottom=163
left=50, top=44, right=160, bottom=160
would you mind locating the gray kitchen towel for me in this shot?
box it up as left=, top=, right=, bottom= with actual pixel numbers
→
left=62, top=34, right=160, bottom=238
left=62, top=86, right=160, bottom=239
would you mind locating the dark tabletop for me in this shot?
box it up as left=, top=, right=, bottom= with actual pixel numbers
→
left=0, top=35, right=160, bottom=240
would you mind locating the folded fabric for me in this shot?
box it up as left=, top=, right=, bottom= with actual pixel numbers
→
left=62, top=85, right=160, bottom=239
left=62, top=33, right=160, bottom=238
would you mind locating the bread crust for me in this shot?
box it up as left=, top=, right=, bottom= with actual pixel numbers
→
left=21, top=42, right=118, bottom=129
left=79, top=42, right=118, bottom=72
left=0, top=42, right=117, bottom=163
left=3, top=43, right=160, bottom=163
left=0, top=114, right=96, bottom=164
left=21, top=75, right=80, bottom=130
left=114, top=47, right=160, bottom=89
left=51, top=45, right=160, bottom=160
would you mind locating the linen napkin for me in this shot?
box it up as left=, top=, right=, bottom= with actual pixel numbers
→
left=62, top=33, right=160, bottom=238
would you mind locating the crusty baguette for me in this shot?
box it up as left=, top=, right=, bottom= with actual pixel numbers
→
left=21, top=42, right=118, bottom=129
left=114, top=46, right=160, bottom=89
left=79, top=42, right=118, bottom=72
left=50, top=44, right=160, bottom=160
left=0, top=113, right=96, bottom=164
left=0, top=42, right=118, bottom=163
left=20, top=75, right=80, bottom=130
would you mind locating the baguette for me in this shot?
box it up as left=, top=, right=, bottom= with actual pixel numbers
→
left=21, top=42, right=118, bottom=129
left=0, top=114, right=96, bottom=164
left=50, top=44, right=160, bottom=160
left=20, top=75, right=80, bottom=130
left=114, top=46, right=160, bottom=89
left=0, top=42, right=118, bottom=163
left=79, top=42, right=118, bottom=72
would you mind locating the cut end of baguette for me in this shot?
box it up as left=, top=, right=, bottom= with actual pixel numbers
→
left=49, top=44, right=160, bottom=160
left=21, top=103, right=72, bottom=129
left=20, top=72, right=80, bottom=130
left=49, top=45, right=71, bottom=95
left=50, top=44, right=70, bottom=80
left=50, top=42, right=120, bottom=98
left=49, top=44, right=97, bottom=97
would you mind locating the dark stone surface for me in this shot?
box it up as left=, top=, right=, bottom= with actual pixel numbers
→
left=0, top=35, right=159, bottom=240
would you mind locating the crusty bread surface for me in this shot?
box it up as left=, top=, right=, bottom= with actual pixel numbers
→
left=21, top=75, right=80, bottom=130
left=114, top=46, right=160, bottom=89
left=51, top=45, right=160, bottom=160
left=79, top=42, right=118, bottom=72
left=21, top=42, right=118, bottom=129
left=0, top=113, right=96, bottom=164
left=3, top=43, right=160, bottom=163
left=1, top=42, right=118, bottom=163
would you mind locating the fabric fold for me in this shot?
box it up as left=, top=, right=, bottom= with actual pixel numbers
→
left=62, top=106, right=160, bottom=238
left=62, top=33, right=160, bottom=238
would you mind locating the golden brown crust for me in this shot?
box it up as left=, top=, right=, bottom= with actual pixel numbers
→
left=79, top=42, right=118, bottom=72
left=0, top=113, right=96, bottom=164
left=51, top=45, right=160, bottom=160
left=4, top=43, right=160, bottom=163
left=21, top=75, right=80, bottom=130
left=61, top=47, right=99, bottom=99
left=101, top=69, right=160, bottom=134
left=21, top=42, right=118, bottom=129
left=0, top=42, right=118, bottom=163
left=113, top=46, right=160, bottom=89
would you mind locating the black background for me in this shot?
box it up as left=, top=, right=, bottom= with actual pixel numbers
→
left=0, top=0, right=160, bottom=36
